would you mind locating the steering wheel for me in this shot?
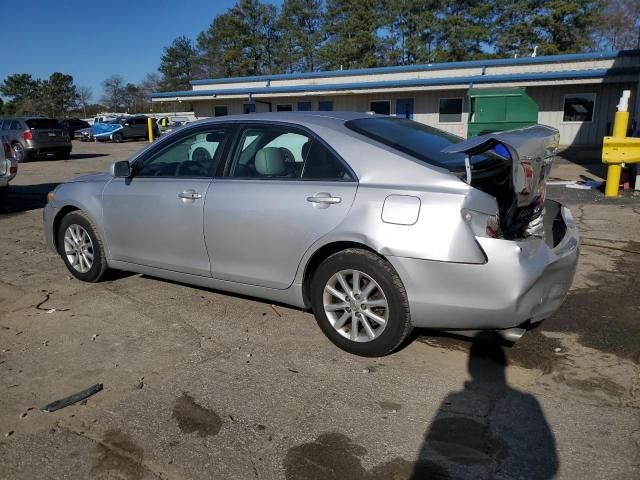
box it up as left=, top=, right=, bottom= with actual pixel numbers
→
left=176, top=160, right=206, bottom=177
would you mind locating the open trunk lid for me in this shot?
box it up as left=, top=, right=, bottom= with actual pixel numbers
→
left=442, top=125, right=560, bottom=239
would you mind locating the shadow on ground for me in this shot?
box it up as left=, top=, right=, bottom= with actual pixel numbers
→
left=1, top=183, right=59, bottom=214
left=284, top=334, right=558, bottom=480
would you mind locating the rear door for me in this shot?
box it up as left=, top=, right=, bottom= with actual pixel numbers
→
left=205, top=123, right=358, bottom=289
left=25, top=118, right=67, bottom=146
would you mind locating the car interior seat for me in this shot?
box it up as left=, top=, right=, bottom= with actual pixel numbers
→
left=255, top=147, right=285, bottom=177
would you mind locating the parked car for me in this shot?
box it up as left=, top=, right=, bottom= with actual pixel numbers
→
left=94, top=115, right=159, bottom=142
left=77, top=127, right=93, bottom=142
left=43, top=112, right=579, bottom=356
left=60, top=118, right=91, bottom=139
left=1, top=117, right=71, bottom=161
left=0, top=135, right=18, bottom=206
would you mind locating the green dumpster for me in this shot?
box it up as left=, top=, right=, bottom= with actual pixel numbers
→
left=467, top=87, right=539, bottom=137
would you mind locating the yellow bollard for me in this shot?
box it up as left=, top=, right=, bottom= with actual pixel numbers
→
left=147, top=117, right=154, bottom=143
left=604, top=95, right=630, bottom=197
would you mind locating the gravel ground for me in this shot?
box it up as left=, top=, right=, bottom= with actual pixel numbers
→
left=0, top=139, right=638, bottom=479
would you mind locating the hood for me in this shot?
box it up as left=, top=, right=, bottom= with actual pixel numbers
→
left=67, top=172, right=112, bottom=184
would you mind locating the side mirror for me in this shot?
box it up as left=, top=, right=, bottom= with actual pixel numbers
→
left=110, top=160, right=131, bottom=178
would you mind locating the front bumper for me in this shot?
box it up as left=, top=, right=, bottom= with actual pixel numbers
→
left=43, top=203, right=59, bottom=253
left=388, top=200, right=579, bottom=330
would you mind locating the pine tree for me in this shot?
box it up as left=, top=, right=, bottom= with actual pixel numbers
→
left=320, top=0, right=385, bottom=70
left=158, top=36, right=199, bottom=91
left=276, top=0, right=324, bottom=73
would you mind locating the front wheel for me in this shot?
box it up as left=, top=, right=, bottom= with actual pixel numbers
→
left=112, top=132, right=123, bottom=143
left=58, top=211, right=108, bottom=282
left=310, top=248, right=412, bottom=357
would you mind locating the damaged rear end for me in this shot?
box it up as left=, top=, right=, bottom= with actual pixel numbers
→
left=442, top=125, right=559, bottom=240
left=440, top=126, right=580, bottom=335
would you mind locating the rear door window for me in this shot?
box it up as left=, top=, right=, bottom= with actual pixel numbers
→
left=25, top=119, right=62, bottom=129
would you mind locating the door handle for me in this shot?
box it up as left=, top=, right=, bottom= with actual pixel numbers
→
left=178, top=190, right=202, bottom=200
left=306, top=195, right=341, bottom=204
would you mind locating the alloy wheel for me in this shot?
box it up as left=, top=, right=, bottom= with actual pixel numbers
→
left=323, top=269, right=389, bottom=342
left=63, top=224, right=94, bottom=273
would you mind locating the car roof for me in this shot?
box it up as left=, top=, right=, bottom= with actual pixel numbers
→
left=190, top=111, right=372, bottom=129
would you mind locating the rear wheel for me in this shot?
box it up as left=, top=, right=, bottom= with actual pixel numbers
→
left=12, top=143, right=29, bottom=162
left=310, top=248, right=413, bottom=357
left=58, top=211, right=108, bottom=282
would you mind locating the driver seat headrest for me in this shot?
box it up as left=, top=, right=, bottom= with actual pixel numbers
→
left=255, top=147, right=285, bottom=176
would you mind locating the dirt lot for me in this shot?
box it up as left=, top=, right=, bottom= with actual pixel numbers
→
left=1, top=140, right=639, bottom=479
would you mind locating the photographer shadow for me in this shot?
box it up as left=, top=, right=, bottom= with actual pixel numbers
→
left=412, top=333, right=558, bottom=479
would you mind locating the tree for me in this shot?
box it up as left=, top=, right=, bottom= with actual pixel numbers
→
left=0, top=73, right=41, bottom=115
left=385, top=0, right=441, bottom=64
left=41, top=72, right=79, bottom=117
left=101, top=74, right=126, bottom=111
left=158, top=36, right=199, bottom=91
left=319, top=0, right=385, bottom=70
left=492, top=0, right=544, bottom=56
left=77, top=86, right=92, bottom=118
left=595, top=0, right=640, bottom=50
left=436, top=0, right=493, bottom=61
left=275, top=0, right=324, bottom=72
left=123, top=83, right=140, bottom=113
left=197, top=0, right=278, bottom=77
left=535, top=0, right=603, bottom=55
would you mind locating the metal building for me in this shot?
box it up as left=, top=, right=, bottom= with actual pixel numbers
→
left=150, top=50, right=640, bottom=146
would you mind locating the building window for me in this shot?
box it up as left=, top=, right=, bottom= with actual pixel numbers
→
left=563, top=93, right=596, bottom=122
left=276, top=104, right=293, bottom=112
left=318, top=101, right=333, bottom=111
left=297, top=101, right=312, bottom=111
left=214, top=106, right=228, bottom=116
left=243, top=103, right=256, bottom=114
left=370, top=101, right=390, bottom=115
left=438, top=98, right=463, bottom=123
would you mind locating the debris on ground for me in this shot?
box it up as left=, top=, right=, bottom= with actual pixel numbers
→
left=135, top=377, right=144, bottom=390
left=41, top=383, right=103, bottom=413
left=91, top=334, right=98, bottom=342
left=269, top=304, right=282, bottom=317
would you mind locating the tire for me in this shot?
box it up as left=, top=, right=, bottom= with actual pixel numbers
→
left=310, top=248, right=412, bottom=357
left=12, top=143, right=29, bottom=162
left=56, top=150, right=71, bottom=160
left=57, top=211, right=108, bottom=282
left=112, top=132, right=123, bottom=143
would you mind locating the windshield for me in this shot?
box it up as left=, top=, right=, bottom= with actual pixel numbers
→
left=345, top=117, right=506, bottom=170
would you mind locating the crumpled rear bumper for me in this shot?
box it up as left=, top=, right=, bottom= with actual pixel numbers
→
left=388, top=200, right=579, bottom=330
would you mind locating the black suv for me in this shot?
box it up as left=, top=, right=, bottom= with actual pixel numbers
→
left=60, top=119, right=91, bottom=139
left=109, top=115, right=160, bottom=142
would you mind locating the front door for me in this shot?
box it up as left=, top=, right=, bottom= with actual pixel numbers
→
left=205, top=123, right=358, bottom=289
left=396, top=98, right=414, bottom=120
left=102, top=125, right=230, bottom=276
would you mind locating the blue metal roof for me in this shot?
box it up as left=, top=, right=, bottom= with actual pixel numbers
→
left=189, top=50, right=638, bottom=86
left=150, top=66, right=640, bottom=99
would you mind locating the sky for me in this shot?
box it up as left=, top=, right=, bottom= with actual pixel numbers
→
left=0, top=0, right=281, bottom=103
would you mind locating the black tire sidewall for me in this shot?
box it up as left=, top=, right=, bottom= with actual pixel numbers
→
left=310, top=250, right=411, bottom=357
left=58, top=213, right=105, bottom=282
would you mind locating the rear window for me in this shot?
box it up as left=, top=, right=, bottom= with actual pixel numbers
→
left=345, top=117, right=504, bottom=170
left=26, top=118, right=62, bottom=129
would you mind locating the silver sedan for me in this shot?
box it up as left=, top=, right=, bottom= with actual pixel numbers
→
left=43, top=112, right=579, bottom=356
